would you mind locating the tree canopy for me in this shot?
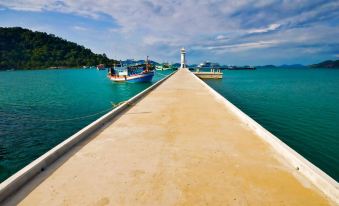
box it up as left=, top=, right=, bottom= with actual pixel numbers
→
left=0, top=27, right=117, bottom=70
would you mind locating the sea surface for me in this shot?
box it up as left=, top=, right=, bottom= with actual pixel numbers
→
left=0, top=68, right=338, bottom=183
left=204, top=68, right=339, bottom=181
left=0, top=68, right=173, bottom=182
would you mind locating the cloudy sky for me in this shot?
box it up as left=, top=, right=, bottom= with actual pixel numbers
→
left=1, top=0, right=338, bottom=65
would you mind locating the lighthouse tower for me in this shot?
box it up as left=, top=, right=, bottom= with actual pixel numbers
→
left=180, top=48, right=186, bottom=69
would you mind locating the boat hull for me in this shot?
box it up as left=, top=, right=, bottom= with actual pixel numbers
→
left=109, top=72, right=154, bottom=83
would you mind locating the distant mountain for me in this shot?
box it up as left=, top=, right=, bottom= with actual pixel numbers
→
left=122, top=59, right=159, bottom=65
left=309, top=60, right=339, bottom=68
left=256, top=65, right=277, bottom=69
left=256, top=64, right=307, bottom=69
left=0, top=27, right=117, bottom=70
left=188, top=64, right=198, bottom=68
left=279, top=64, right=306, bottom=68
left=171, top=63, right=181, bottom=68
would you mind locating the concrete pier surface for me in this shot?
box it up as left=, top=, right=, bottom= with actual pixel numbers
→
left=193, top=71, right=223, bottom=79
left=6, top=69, right=337, bottom=205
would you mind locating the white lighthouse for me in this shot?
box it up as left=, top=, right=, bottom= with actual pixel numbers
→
left=180, top=47, right=186, bottom=69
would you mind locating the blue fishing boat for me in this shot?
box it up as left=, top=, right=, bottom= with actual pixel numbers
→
left=108, top=57, right=154, bottom=83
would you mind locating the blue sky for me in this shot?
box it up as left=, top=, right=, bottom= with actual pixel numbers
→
left=0, top=0, right=338, bottom=65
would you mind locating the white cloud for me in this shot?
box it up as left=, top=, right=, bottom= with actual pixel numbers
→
left=248, top=24, right=280, bottom=34
left=216, top=35, right=229, bottom=40
left=0, top=0, right=338, bottom=64
left=72, top=25, right=88, bottom=31
left=206, top=40, right=280, bottom=52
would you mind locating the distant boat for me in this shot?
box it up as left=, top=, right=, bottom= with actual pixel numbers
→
left=96, top=64, right=105, bottom=70
left=226, top=66, right=256, bottom=70
left=156, top=63, right=174, bottom=70
left=107, top=57, right=154, bottom=83
left=198, top=61, right=220, bottom=69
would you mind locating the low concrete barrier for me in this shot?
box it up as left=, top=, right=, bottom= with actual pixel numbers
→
left=193, top=72, right=223, bottom=79
left=0, top=71, right=176, bottom=203
left=189, top=69, right=338, bottom=204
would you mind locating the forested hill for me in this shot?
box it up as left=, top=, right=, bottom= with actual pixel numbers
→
left=0, top=27, right=116, bottom=70
left=310, top=60, right=339, bottom=68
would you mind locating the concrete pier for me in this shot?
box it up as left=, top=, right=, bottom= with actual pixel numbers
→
left=1, top=69, right=338, bottom=205
left=193, top=71, right=223, bottom=79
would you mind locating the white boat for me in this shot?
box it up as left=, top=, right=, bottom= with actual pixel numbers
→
left=198, top=61, right=220, bottom=69
left=156, top=63, right=174, bottom=71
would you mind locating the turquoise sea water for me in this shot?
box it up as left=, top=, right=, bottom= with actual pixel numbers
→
left=204, top=68, right=339, bottom=181
left=0, top=68, right=338, bottom=183
left=0, top=68, right=172, bottom=182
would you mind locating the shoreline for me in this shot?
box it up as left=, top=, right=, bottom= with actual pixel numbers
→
left=2, top=66, right=339, bottom=72
left=0, top=67, right=96, bottom=71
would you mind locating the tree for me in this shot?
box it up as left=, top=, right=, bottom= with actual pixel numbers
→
left=0, top=27, right=118, bottom=70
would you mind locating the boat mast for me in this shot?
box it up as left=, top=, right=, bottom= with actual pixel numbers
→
left=146, top=56, right=149, bottom=71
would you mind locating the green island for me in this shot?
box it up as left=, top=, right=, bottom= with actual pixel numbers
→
left=0, top=27, right=116, bottom=70
left=310, top=60, right=339, bottom=69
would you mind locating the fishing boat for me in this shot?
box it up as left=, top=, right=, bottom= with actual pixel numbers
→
left=96, top=64, right=105, bottom=70
left=107, top=57, right=154, bottom=83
